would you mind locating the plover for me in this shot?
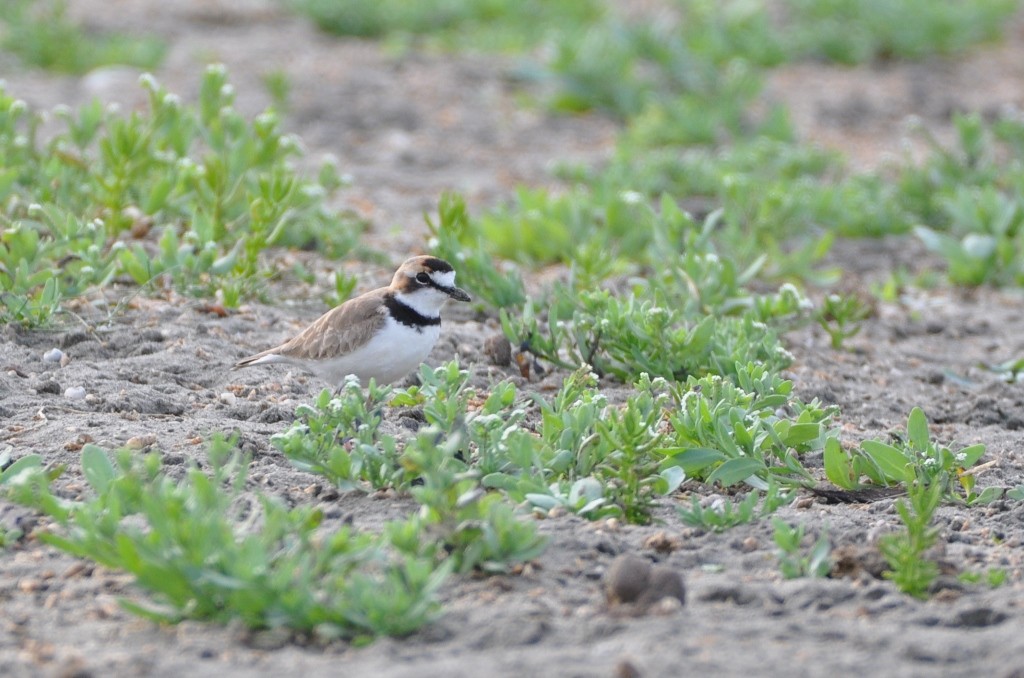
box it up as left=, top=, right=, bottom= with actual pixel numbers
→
left=234, top=256, right=471, bottom=387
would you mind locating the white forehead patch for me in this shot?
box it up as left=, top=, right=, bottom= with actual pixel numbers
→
left=430, top=270, right=456, bottom=288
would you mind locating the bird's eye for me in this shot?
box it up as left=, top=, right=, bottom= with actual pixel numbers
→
left=415, top=272, right=431, bottom=284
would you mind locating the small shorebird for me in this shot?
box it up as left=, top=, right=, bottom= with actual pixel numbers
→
left=234, top=256, right=471, bottom=387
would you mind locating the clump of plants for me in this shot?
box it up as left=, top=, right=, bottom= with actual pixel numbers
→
left=0, top=66, right=359, bottom=326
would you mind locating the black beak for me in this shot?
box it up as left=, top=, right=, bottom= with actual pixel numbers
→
left=445, top=286, right=471, bottom=302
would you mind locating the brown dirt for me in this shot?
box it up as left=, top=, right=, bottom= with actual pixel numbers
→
left=3, top=2, right=1024, bottom=677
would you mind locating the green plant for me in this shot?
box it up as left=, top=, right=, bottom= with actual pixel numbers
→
left=0, top=66, right=358, bottom=326
left=0, top=448, right=37, bottom=547
left=426, top=193, right=526, bottom=310
left=0, top=0, right=165, bottom=74
left=772, top=518, right=831, bottom=579
left=679, top=482, right=796, bottom=532
left=275, top=362, right=726, bottom=525
left=824, top=408, right=994, bottom=504
left=262, top=69, right=292, bottom=111
left=896, top=114, right=1024, bottom=287
left=1007, top=484, right=1024, bottom=501
left=588, top=375, right=686, bottom=524
left=323, top=270, right=359, bottom=308
left=291, top=0, right=602, bottom=51
left=273, top=379, right=401, bottom=491
left=545, top=5, right=775, bottom=120
left=661, top=365, right=827, bottom=490
left=472, top=196, right=823, bottom=387
left=392, top=428, right=548, bottom=573
left=3, top=437, right=448, bottom=639
left=959, top=568, right=1008, bottom=588
left=522, top=477, right=617, bottom=520
left=878, top=476, right=944, bottom=599
left=914, top=185, right=1024, bottom=286
left=816, top=293, right=871, bottom=349
left=783, top=0, right=1018, bottom=64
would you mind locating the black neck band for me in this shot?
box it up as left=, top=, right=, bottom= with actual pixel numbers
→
left=385, top=294, right=441, bottom=329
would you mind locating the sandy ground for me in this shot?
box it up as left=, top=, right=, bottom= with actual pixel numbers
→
left=3, top=2, right=1024, bottom=676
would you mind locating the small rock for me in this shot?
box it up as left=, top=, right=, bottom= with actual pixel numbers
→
left=700, top=494, right=725, bottom=511
left=484, top=334, right=513, bottom=366
left=42, top=348, right=64, bottom=363
left=605, top=554, right=651, bottom=604
left=219, top=392, right=237, bottom=406
left=605, top=554, right=687, bottom=611
left=244, top=626, right=292, bottom=650
left=791, top=495, right=815, bottom=509
left=643, top=531, right=682, bottom=554
left=64, top=386, right=87, bottom=401
left=18, top=578, right=45, bottom=593
left=63, top=434, right=94, bottom=452
left=831, top=543, right=888, bottom=579
left=615, top=659, right=643, bottom=678
left=638, top=566, right=686, bottom=607
left=647, top=595, right=685, bottom=615
left=125, top=434, right=157, bottom=450
left=35, top=381, right=61, bottom=395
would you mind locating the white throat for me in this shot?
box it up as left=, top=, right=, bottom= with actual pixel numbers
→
left=394, top=287, right=449, bottom=318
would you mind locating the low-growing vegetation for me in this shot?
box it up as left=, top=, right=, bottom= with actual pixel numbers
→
left=0, top=0, right=165, bottom=74
left=2, top=0, right=1023, bottom=649
left=0, top=66, right=358, bottom=326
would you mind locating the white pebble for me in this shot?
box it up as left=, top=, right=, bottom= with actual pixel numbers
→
left=64, top=386, right=87, bottom=401
left=218, top=392, right=237, bottom=406
left=43, top=348, right=64, bottom=363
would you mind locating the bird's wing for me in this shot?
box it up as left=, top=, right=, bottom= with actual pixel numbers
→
left=235, top=289, right=389, bottom=366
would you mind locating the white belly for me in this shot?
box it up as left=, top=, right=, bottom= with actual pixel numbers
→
left=295, top=318, right=440, bottom=387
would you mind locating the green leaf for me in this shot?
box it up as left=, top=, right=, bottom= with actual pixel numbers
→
left=81, top=445, right=116, bottom=494
left=860, top=440, right=913, bottom=484
left=781, top=422, right=822, bottom=448
left=823, top=438, right=856, bottom=489
left=958, top=444, right=986, bottom=468
left=656, top=466, right=686, bottom=495
left=970, top=486, right=1004, bottom=505
left=707, top=457, right=767, bottom=488
left=663, top=447, right=727, bottom=476
left=0, top=454, right=43, bottom=484
left=118, top=598, right=181, bottom=624
left=906, top=407, right=930, bottom=452
left=481, top=473, right=519, bottom=491
left=524, top=493, right=561, bottom=510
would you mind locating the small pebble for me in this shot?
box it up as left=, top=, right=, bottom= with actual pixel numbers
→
left=42, top=348, right=64, bottom=363
left=615, top=659, right=643, bottom=678
left=18, top=578, right=45, bottom=593
left=643, top=531, right=682, bottom=553
left=639, top=566, right=686, bottom=607
left=605, top=554, right=651, bottom=604
left=125, top=434, right=157, bottom=450
left=605, top=554, right=687, bottom=610
left=64, top=386, right=87, bottom=401
left=483, top=334, right=513, bottom=366
left=219, top=392, right=237, bottom=406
